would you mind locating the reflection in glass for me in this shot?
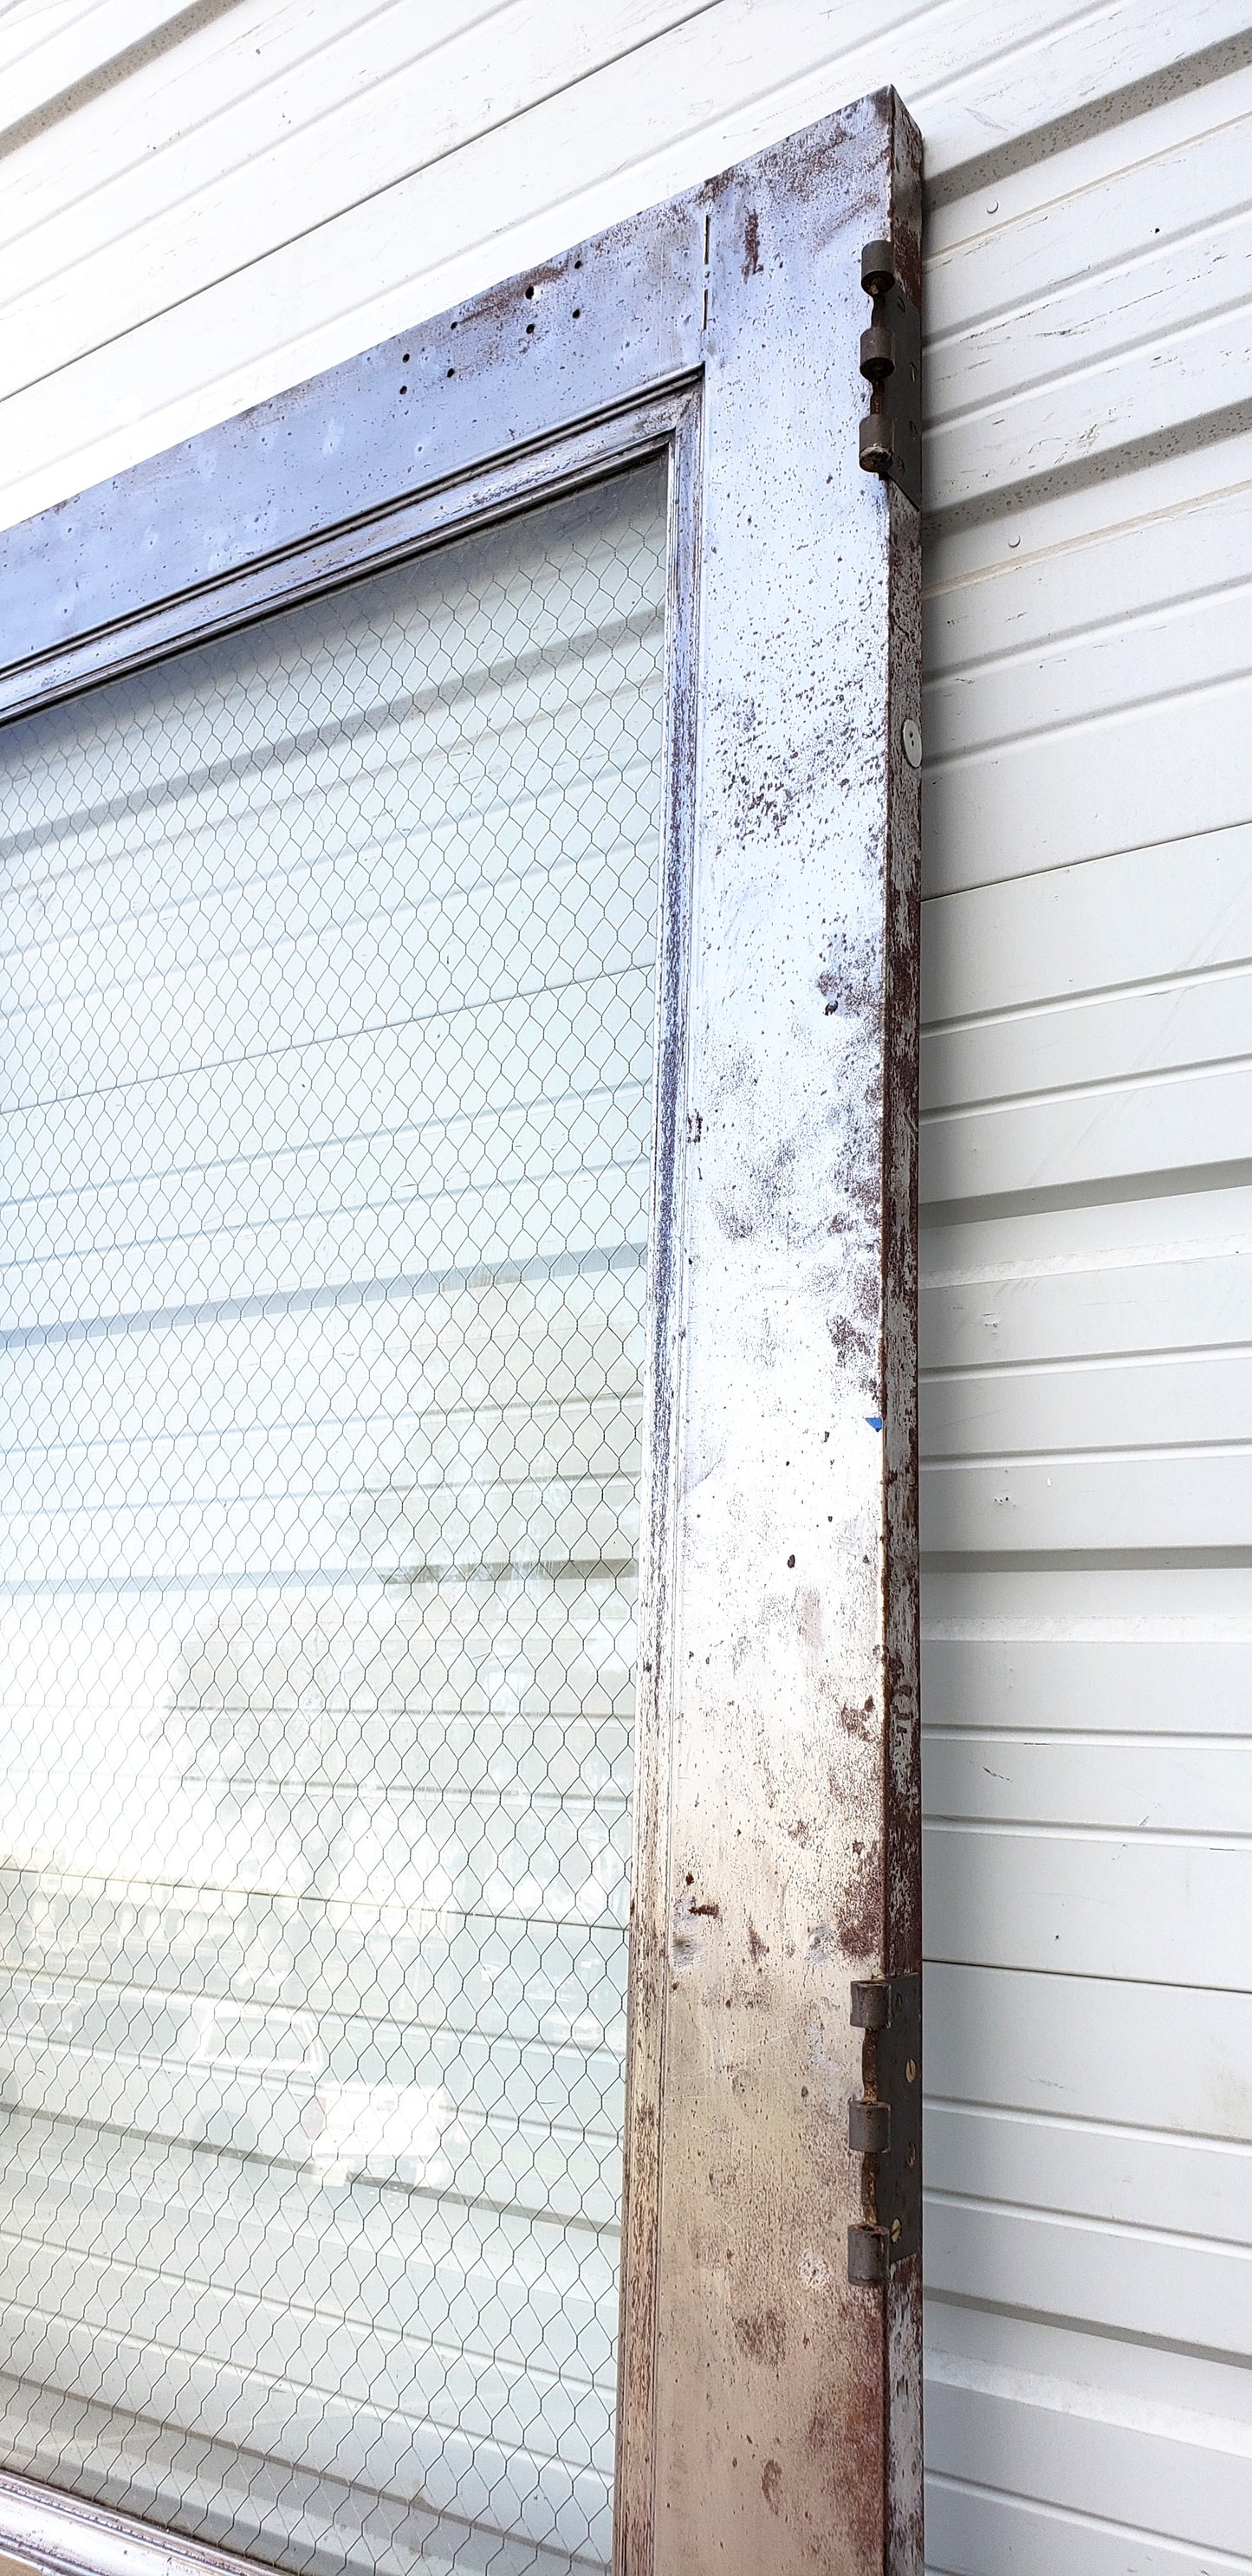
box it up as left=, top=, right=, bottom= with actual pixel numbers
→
left=0, top=464, right=666, bottom=2575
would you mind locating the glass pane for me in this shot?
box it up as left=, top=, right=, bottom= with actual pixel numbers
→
left=0, top=463, right=667, bottom=2576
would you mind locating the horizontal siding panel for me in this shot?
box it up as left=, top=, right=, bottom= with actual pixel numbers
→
left=922, top=1249, right=1252, bottom=1372
left=925, top=220, right=1252, bottom=509
left=926, top=2103, right=1252, bottom=2244
left=926, top=2382, right=1252, bottom=2573
left=0, top=1, right=477, bottom=239
left=921, top=1350, right=1252, bottom=1458
left=924, top=1963, right=1252, bottom=2140
left=0, top=0, right=191, bottom=124
left=0, top=0, right=708, bottom=398
left=915, top=0, right=1252, bottom=185
left=930, top=296, right=1252, bottom=524
left=921, top=1448, right=1252, bottom=1554
left=924, top=1825, right=1252, bottom=1986
left=923, top=668, right=1252, bottom=899
left=928, top=576, right=1252, bottom=780
left=924, top=1736, right=1252, bottom=1833
left=11, top=0, right=1223, bottom=321
left=922, top=1182, right=1252, bottom=1314
left=921, top=1059, right=1252, bottom=1205
left=926, top=2197, right=1252, bottom=2357
left=926, top=72, right=1252, bottom=334
left=924, top=973, right=1252, bottom=1114
left=918, top=43, right=1252, bottom=2540
left=928, top=2492, right=1249, bottom=2576
left=928, top=425, right=1252, bottom=622
left=921, top=1633, right=1252, bottom=1735
left=921, top=827, right=1252, bottom=1026
left=925, top=500, right=1252, bottom=746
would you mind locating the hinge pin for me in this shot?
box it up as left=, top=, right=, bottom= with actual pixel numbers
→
left=857, top=239, right=922, bottom=509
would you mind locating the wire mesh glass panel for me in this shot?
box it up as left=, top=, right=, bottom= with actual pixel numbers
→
left=0, top=461, right=667, bottom=2576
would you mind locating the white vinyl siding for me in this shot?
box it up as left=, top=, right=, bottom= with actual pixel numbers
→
left=0, top=5, right=1249, bottom=2571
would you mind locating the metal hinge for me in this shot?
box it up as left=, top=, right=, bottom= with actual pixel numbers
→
left=858, top=241, right=921, bottom=511
left=847, top=1972, right=921, bottom=2283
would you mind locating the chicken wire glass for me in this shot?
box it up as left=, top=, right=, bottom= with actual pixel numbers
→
left=0, top=461, right=668, bottom=2576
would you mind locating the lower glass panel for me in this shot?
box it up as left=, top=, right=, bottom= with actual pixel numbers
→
left=0, top=463, right=667, bottom=2575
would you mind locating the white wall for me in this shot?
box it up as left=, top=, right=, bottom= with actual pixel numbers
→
left=1, top=3, right=1249, bottom=2567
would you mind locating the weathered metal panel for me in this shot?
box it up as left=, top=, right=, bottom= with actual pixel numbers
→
left=0, top=88, right=923, bottom=2576
left=627, top=94, right=924, bottom=2576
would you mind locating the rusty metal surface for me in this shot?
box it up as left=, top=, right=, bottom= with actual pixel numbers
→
left=0, top=89, right=923, bottom=2576
left=637, top=94, right=924, bottom=2576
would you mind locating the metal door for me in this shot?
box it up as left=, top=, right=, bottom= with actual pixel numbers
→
left=0, top=90, right=922, bottom=2576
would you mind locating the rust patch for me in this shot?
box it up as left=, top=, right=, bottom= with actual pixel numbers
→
left=835, top=2338, right=888, bottom=2571
left=838, top=1698, right=874, bottom=1742
left=828, top=1310, right=874, bottom=1368
left=734, top=2308, right=787, bottom=2367
left=747, top=1918, right=769, bottom=1965
left=772, top=111, right=855, bottom=211
left=836, top=1841, right=882, bottom=1960
left=711, top=1196, right=756, bottom=1242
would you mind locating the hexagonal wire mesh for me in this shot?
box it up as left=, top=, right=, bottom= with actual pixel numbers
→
left=0, top=460, right=669, bottom=2576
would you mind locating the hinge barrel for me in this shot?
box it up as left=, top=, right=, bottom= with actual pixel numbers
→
left=847, top=1973, right=922, bottom=2277
left=857, top=241, right=922, bottom=509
